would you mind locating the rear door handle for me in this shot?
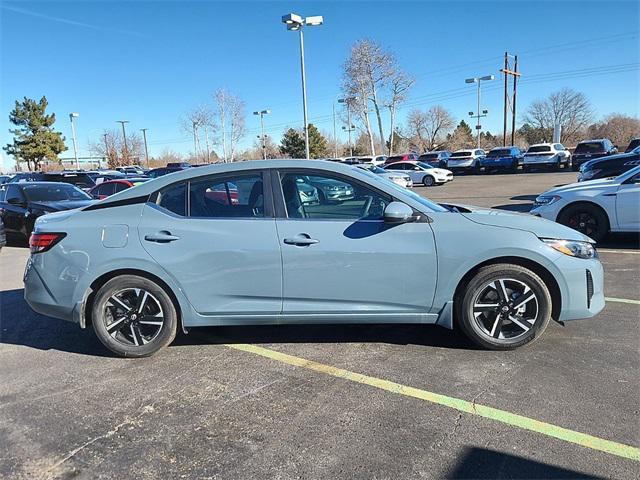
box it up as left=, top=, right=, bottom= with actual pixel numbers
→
left=144, top=231, right=180, bottom=243
left=283, top=234, right=319, bottom=246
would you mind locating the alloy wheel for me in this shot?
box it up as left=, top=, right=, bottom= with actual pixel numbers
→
left=567, top=212, right=598, bottom=237
left=472, top=278, right=539, bottom=341
left=103, top=288, right=165, bottom=347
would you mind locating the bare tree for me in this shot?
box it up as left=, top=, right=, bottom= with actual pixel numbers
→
left=213, top=88, right=246, bottom=162
left=88, top=129, right=144, bottom=168
left=522, top=88, right=594, bottom=144
left=386, top=71, right=413, bottom=155
left=587, top=114, right=640, bottom=149
left=342, top=39, right=412, bottom=156
left=181, top=105, right=215, bottom=163
left=406, top=105, right=455, bottom=152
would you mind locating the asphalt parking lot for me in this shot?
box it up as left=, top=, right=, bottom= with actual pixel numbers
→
left=1, top=171, right=638, bottom=479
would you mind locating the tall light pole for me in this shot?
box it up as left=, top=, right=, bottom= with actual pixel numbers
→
left=116, top=120, right=130, bottom=164
left=282, top=13, right=323, bottom=159
left=465, top=75, right=494, bottom=149
left=140, top=128, right=150, bottom=167
left=253, top=109, right=271, bottom=159
left=69, top=113, right=80, bottom=169
left=102, top=133, right=109, bottom=167
left=338, top=97, right=357, bottom=156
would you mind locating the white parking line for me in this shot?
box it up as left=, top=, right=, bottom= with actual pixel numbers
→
left=598, top=249, right=640, bottom=255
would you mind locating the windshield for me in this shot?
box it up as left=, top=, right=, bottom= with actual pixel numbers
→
left=358, top=168, right=447, bottom=212
left=487, top=149, right=513, bottom=157
left=450, top=151, right=472, bottom=157
left=417, top=162, right=434, bottom=170
left=527, top=145, right=551, bottom=153
left=617, top=165, right=640, bottom=182
left=419, top=153, right=439, bottom=160
left=575, top=142, right=605, bottom=154
left=22, top=184, right=92, bottom=202
left=358, top=164, right=386, bottom=174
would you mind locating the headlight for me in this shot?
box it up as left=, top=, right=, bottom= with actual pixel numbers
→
left=542, top=238, right=598, bottom=259
left=533, top=195, right=561, bottom=207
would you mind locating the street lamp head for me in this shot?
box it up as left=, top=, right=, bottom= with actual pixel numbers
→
left=69, top=112, right=79, bottom=119
left=282, top=13, right=303, bottom=25
left=253, top=111, right=260, bottom=115
left=465, top=78, right=477, bottom=84
left=305, top=15, right=324, bottom=26
left=468, top=111, right=474, bottom=116
left=262, top=109, right=271, bottom=115
left=480, top=75, right=495, bottom=81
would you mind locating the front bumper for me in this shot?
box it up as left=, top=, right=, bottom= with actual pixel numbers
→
left=555, top=255, right=605, bottom=321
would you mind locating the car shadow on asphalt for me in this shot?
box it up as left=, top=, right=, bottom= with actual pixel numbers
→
left=174, top=322, right=480, bottom=351
left=447, top=447, right=602, bottom=479
left=0, top=288, right=112, bottom=357
left=1, top=288, right=480, bottom=356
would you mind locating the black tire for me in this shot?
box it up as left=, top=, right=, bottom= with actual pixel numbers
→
left=523, top=165, right=530, bottom=173
left=92, top=275, right=178, bottom=357
left=455, top=264, right=552, bottom=350
left=572, top=161, right=579, bottom=172
left=422, top=175, right=435, bottom=187
left=551, top=159, right=560, bottom=171
left=473, top=162, right=482, bottom=175
left=510, top=160, right=518, bottom=173
left=557, top=203, right=609, bottom=243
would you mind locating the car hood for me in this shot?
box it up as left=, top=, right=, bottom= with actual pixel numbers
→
left=454, top=206, right=592, bottom=242
left=29, top=199, right=95, bottom=211
left=541, top=177, right=618, bottom=195
left=428, top=168, right=451, bottom=175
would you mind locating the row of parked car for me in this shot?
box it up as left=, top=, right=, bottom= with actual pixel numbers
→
left=329, top=137, right=640, bottom=176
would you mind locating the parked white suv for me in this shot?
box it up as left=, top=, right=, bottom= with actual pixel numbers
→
left=446, top=149, right=485, bottom=174
left=523, top=143, right=571, bottom=172
left=530, top=165, right=640, bottom=242
left=357, top=155, right=388, bottom=166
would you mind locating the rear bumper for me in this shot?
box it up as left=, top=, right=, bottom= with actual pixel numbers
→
left=24, top=259, right=77, bottom=323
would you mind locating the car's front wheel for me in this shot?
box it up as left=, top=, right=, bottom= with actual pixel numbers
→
left=422, top=175, right=435, bottom=187
left=92, top=275, right=178, bottom=357
left=456, top=264, right=552, bottom=350
left=557, top=203, right=609, bottom=242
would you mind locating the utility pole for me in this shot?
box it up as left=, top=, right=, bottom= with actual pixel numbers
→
left=69, top=113, right=80, bottom=169
left=332, top=101, right=337, bottom=158
left=511, top=55, right=519, bottom=147
left=103, top=133, right=109, bottom=167
left=204, top=125, right=211, bottom=163
left=253, top=110, right=271, bottom=160
left=338, top=97, right=357, bottom=157
left=116, top=120, right=129, bottom=165
left=500, top=53, right=521, bottom=146
left=192, top=121, right=198, bottom=159
left=140, top=128, right=149, bottom=167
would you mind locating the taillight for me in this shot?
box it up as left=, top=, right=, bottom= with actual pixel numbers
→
left=29, top=232, right=66, bottom=254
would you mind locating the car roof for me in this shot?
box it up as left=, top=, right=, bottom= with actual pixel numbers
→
left=8, top=181, right=80, bottom=187
left=577, top=139, right=609, bottom=143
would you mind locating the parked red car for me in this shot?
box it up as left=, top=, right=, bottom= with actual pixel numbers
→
left=88, top=178, right=149, bottom=200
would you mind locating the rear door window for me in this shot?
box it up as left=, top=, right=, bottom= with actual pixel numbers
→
left=189, top=174, right=264, bottom=218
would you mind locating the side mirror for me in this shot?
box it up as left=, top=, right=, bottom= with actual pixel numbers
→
left=384, top=202, right=415, bottom=224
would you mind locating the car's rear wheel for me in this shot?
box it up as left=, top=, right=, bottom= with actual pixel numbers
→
left=456, top=264, right=552, bottom=350
left=557, top=203, right=609, bottom=242
left=92, top=275, right=177, bottom=357
left=422, top=175, right=435, bottom=187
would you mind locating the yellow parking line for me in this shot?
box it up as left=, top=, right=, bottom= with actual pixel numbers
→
left=226, top=343, right=640, bottom=462
left=606, top=297, right=640, bottom=305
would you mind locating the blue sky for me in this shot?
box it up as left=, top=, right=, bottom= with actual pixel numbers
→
left=1, top=0, right=638, bottom=171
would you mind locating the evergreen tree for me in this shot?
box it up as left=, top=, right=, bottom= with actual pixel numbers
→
left=4, top=96, right=67, bottom=171
left=445, top=119, right=475, bottom=150
left=307, top=123, right=328, bottom=159
left=280, top=128, right=305, bottom=158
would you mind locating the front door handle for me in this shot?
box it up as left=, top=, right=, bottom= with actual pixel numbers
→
left=283, top=233, right=319, bottom=246
left=144, top=231, right=180, bottom=243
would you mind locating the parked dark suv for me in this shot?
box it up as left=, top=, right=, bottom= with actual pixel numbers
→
left=480, top=147, right=524, bottom=173
left=418, top=151, right=451, bottom=168
left=571, top=139, right=617, bottom=171
left=578, top=146, right=640, bottom=182
left=625, top=138, right=640, bottom=153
